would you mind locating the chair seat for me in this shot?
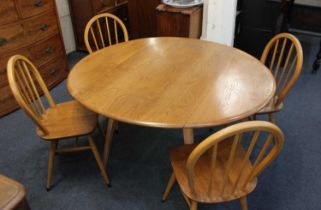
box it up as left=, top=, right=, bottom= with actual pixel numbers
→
left=0, top=175, right=28, bottom=210
left=36, top=100, right=98, bottom=140
left=257, top=97, right=283, bottom=114
left=170, top=140, right=257, bottom=203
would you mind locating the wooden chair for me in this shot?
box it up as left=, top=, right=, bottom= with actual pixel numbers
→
left=7, top=55, right=110, bottom=190
left=84, top=13, right=128, bottom=168
left=162, top=121, right=284, bottom=210
left=256, top=33, right=303, bottom=123
left=84, top=13, right=129, bottom=53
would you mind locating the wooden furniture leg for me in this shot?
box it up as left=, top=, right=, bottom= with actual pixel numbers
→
left=183, top=128, right=194, bottom=144
left=181, top=192, right=191, bottom=207
left=114, top=121, right=119, bottom=133
left=268, top=113, right=276, bottom=123
left=162, top=172, right=176, bottom=201
left=312, top=39, right=321, bottom=73
left=88, top=135, right=111, bottom=186
left=190, top=200, right=198, bottom=210
left=240, top=196, right=248, bottom=210
left=97, top=121, right=106, bottom=138
left=103, top=119, right=116, bottom=167
left=47, top=141, right=57, bottom=191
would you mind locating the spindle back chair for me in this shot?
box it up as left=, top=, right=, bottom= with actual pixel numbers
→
left=162, top=121, right=284, bottom=210
left=7, top=55, right=55, bottom=135
left=7, top=55, right=110, bottom=190
left=261, top=33, right=303, bottom=110
left=84, top=13, right=129, bottom=53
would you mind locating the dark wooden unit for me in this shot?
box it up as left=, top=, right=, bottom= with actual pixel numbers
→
left=273, top=0, right=321, bottom=73
left=0, top=0, right=67, bottom=117
left=68, top=0, right=128, bottom=51
left=235, top=0, right=280, bottom=57
left=128, top=0, right=160, bottom=39
left=156, top=4, right=203, bottom=38
left=288, top=2, right=321, bottom=73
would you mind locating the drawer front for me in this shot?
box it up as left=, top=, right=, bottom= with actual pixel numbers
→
left=0, top=70, right=8, bottom=89
left=0, top=48, right=30, bottom=88
left=23, top=10, right=59, bottom=43
left=39, top=57, right=66, bottom=88
left=30, top=34, right=64, bottom=67
left=0, top=85, right=18, bottom=116
left=0, top=23, right=26, bottom=54
left=16, top=0, right=54, bottom=18
left=0, top=0, right=19, bottom=25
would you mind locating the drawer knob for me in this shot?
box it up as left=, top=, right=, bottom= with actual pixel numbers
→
left=0, top=38, right=8, bottom=46
left=50, top=69, right=57, bottom=76
left=45, top=47, right=54, bottom=53
left=40, top=24, right=49, bottom=31
left=34, top=0, right=44, bottom=7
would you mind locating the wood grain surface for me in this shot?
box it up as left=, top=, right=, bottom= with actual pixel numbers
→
left=67, top=37, right=275, bottom=128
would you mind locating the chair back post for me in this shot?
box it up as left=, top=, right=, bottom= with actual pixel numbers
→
left=7, top=55, right=56, bottom=135
left=186, top=121, right=284, bottom=198
left=260, top=33, right=303, bottom=107
left=84, top=13, right=129, bottom=53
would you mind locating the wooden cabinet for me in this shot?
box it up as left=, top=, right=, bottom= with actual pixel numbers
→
left=156, top=4, right=203, bottom=38
left=0, top=0, right=67, bottom=117
left=68, top=0, right=129, bottom=51
left=236, top=0, right=279, bottom=57
left=128, top=0, right=160, bottom=38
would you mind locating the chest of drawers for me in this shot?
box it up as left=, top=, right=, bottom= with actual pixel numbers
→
left=0, top=0, right=67, bottom=117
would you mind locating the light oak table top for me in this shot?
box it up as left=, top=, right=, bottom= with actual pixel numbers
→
left=67, top=37, right=275, bottom=144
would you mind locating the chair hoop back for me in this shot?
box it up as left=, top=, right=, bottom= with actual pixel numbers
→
left=186, top=121, right=284, bottom=198
left=84, top=13, right=129, bottom=53
left=261, top=33, right=303, bottom=106
left=7, top=55, right=56, bottom=135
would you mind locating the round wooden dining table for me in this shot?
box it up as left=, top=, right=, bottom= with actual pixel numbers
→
left=67, top=37, right=275, bottom=165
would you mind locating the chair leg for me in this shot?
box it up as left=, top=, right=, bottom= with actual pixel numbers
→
left=88, top=135, right=111, bottom=186
left=312, top=39, right=321, bottom=73
left=240, top=196, right=248, bottom=210
left=253, top=114, right=257, bottom=120
left=47, top=141, right=57, bottom=191
left=268, top=113, right=276, bottom=123
left=114, top=121, right=119, bottom=134
left=190, top=200, right=198, bottom=210
left=97, top=121, right=106, bottom=138
left=103, top=119, right=116, bottom=167
left=181, top=192, right=191, bottom=207
left=162, top=172, right=176, bottom=201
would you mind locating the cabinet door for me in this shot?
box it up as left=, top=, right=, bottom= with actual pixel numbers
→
left=0, top=0, right=19, bottom=25
left=128, top=0, right=160, bottom=38
left=16, top=0, right=54, bottom=18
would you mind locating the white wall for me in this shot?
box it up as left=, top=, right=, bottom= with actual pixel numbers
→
left=55, top=0, right=76, bottom=53
left=201, top=0, right=238, bottom=46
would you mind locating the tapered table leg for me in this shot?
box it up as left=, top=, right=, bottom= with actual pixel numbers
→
left=103, top=119, right=116, bottom=167
left=183, top=128, right=194, bottom=144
